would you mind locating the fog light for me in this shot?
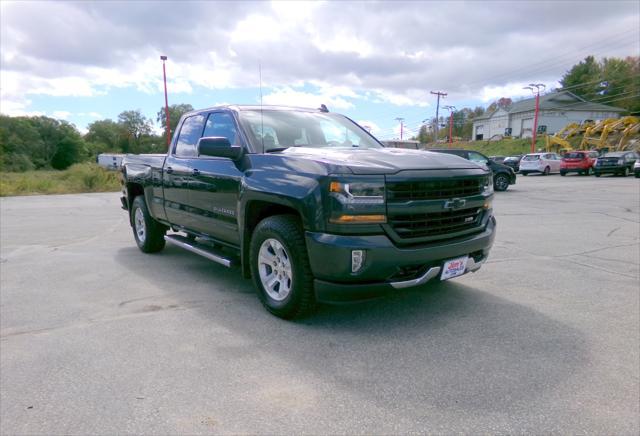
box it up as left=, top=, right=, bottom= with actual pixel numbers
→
left=352, top=250, right=365, bottom=273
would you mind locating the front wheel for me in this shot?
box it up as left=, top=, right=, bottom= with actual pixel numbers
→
left=621, top=167, right=629, bottom=177
left=584, top=167, right=591, bottom=176
left=594, top=172, right=601, bottom=177
left=543, top=166, right=550, bottom=176
left=560, top=171, right=566, bottom=177
left=250, top=215, right=316, bottom=319
left=131, top=196, right=166, bottom=253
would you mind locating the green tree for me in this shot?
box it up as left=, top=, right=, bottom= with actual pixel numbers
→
left=156, top=103, right=193, bottom=140
left=118, top=110, right=152, bottom=153
left=560, top=55, right=602, bottom=101
left=85, top=119, right=126, bottom=154
left=560, top=56, right=639, bottom=112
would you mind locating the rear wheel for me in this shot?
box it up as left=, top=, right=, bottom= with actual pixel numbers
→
left=594, top=172, right=601, bottom=177
left=560, top=171, right=566, bottom=176
left=250, top=215, right=316, bottom=319
left=131, top=196, right=166, bottom=253
left=494, top=174, right=509, bottom=191
left=584, top=167, right=591, bottom=176
left=621, top=167, right=629, bottom=177
left=521, top=172, right=528, bottom=176
left=543, top=166, right=550, bottom=176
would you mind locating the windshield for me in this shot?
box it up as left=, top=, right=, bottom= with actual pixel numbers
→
left=603, top=152, right=624, bottom=157
left=237, top=110, right=382, bottom=152
left=564, top=152, right=586, bottom=159
left=522, top=155, right=541, bottom=161
left=504, top=156, right=520, bottom=162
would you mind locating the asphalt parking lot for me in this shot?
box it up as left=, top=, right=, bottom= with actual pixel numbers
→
left=1, top=174, right=639, bottom=434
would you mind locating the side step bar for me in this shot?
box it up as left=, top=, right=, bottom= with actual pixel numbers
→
left=164, top=234, right=234, bottom=268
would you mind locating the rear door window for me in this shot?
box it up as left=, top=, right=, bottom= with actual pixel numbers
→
left=468, top=151, right=488, bottom=164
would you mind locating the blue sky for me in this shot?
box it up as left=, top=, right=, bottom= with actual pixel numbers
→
left=1, top=1, right=638, bottom=140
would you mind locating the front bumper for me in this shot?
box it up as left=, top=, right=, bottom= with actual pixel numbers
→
left=306, top=216, right=496, bottom=303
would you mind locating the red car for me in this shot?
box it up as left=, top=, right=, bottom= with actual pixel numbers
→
left=560, top=150, right=599, bottom=176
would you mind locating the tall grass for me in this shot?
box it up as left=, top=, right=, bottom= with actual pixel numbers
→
left=0, top=163, right=121, bottom=197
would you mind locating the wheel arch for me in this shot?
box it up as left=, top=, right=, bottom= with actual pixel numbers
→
left=240, top=199, right=304, bottom=278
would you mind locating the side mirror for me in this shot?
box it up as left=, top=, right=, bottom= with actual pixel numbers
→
left=197, top=137, right=243, bottom=160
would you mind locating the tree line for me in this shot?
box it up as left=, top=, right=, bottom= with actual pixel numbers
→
left=0, top=104, right=194, bottom=172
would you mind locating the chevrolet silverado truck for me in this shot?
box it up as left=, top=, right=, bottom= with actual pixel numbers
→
left=120, top=105, right=496, bottom=318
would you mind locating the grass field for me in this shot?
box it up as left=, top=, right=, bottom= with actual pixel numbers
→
left=0, top=163, right=121, bottom=197
left=423, top=137, right=547, bottom=157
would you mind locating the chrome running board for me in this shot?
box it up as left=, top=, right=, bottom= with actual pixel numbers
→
left=164, top=234, right=234, bottom=268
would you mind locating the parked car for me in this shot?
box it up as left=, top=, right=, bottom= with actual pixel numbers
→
left=560, top=150, right=599, bottom=176
left=503, top=155, right=523, bottom=172
left=594, top=151, right=639, bottom=177
left=430, top=148, right=516, bottom=191
left=120, top=105, right=496, bottom=319
left=634, top=159, right=640, bottom=178
left=489, top=155, right=506, bottom=164
left=519, top=152, right=562, bottom=175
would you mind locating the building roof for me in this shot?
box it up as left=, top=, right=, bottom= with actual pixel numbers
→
left=473, top=91, right=626, bottom=123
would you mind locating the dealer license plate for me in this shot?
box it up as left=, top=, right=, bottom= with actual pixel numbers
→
left=441, top=256, right=468, bottom=280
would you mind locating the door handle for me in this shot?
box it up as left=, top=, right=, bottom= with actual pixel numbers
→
left=192, top=169, right=201, bottom=176
left=166, top=166, right=174, bottom=174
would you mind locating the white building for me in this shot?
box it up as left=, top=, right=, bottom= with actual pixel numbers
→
left=472, top=91, right=626, bottom=141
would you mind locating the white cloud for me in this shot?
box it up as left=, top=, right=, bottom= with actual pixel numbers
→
left=480, top=81, right=561, bottom=103
left=356, top=120, right=381, bottom=134
left=262, top=86, right=354, bottom=110
left=52, top=110, right=71, bottom=119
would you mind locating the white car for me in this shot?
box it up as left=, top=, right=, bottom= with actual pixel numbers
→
left=634, top=159, right=640, bottom=178
left=519, top=152, right=562, bottom=176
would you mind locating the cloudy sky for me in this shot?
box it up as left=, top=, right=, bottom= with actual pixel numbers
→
left=1, top=0, right=638, bottom=138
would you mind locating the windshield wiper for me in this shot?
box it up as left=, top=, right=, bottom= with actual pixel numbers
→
left=265, top=147, right=290, bottom=153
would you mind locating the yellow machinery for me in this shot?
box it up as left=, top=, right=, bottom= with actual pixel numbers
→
left=546, top=117, right=640, bottom=153
left=616, top=117, right=640, bottom=150
left=545, top=120, right=592, bottom=153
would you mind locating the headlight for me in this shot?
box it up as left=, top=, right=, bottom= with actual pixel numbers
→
left=328, top=178, right=386, bottom=224
left=329, top=181, right=384, bottom=204
left=482, top=175, right=493, bottom=195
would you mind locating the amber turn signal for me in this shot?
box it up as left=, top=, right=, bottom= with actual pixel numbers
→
left=330, top=214, right=387, bottom=224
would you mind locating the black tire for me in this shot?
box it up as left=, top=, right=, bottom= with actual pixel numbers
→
left=560, top=171, right=566, bottom=177
left=621, top=167, right=629, bottom=177
left=594, top=172, right=601, bottom=177
left=521, top=172, right=528, bottom=176
left=584, top=167, right=591, bottom=176
left=494, top=174, right=509, bottom=191
left=635, top=171, right=640, bottom=178
left=543, top=166, right=550, bottom=176
left=250, top=215, right=316, bottom=319
left=131, top=196, right=166, bottom=253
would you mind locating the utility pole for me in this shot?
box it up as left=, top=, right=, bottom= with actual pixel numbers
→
left=524, top=83, right=545, bottom=153
left=395, top=117, right=405, bottom=140
left=443, top=105, right=456, bottom=147
left=160, top=55, right=171, bottom=149
left=430, top=91, right=447, bottom=142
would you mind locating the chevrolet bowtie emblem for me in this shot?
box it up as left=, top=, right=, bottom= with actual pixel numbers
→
left=443, top=198, right=466, bottom=210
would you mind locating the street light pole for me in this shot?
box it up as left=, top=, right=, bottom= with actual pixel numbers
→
left=443, top=105, right=456, bottom=147
left=395, top=117, right=405, bottom=140
left=524, top=83, right=545, bottom=153
left=160, top=55, right=171, bottom=150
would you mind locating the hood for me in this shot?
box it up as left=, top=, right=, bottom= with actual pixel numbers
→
left=279, top=147, right=481, bottom=175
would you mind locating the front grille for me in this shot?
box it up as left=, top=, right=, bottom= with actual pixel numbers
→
left=388, top=207, right=483, bottom=239
left=387, top=178, right=483, bottom=201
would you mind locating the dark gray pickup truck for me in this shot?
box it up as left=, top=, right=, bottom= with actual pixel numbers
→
left=121, top=105, right=496, bottom=318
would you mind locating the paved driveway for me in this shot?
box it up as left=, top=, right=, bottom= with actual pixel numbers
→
left=1, top=175, right=638, bottom=434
